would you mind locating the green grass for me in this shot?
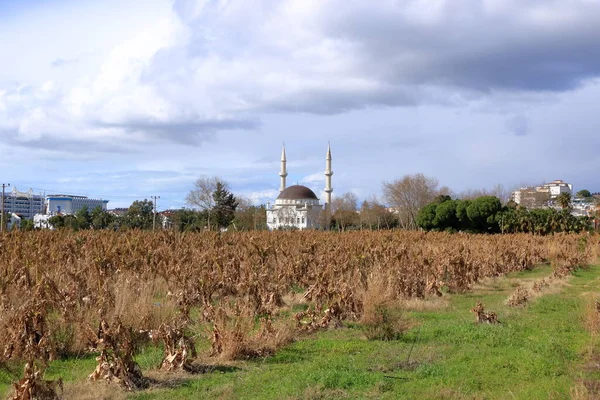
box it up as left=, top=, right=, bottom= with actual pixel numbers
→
left=2, top=264, right=599, bottom=399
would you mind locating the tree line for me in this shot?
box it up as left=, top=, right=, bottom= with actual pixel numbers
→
left=13, top=172, right=596, bottom=234
left=45, top=177, right=258, bottom=232
left=415, top=193, right=590, bottom=234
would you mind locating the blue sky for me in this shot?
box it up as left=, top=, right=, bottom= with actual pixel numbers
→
left=1, top=0, right=600, bottom=209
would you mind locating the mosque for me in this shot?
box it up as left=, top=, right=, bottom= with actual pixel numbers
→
left=266, top=144, right=332, bottom=230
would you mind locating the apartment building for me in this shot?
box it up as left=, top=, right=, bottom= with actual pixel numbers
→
left=46, top=194, right=109, bottom=215
left=1, top=187, right=44, bottom=219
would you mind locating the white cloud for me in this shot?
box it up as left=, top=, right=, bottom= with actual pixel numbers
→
left=3, top=0, right=600, bottom=151
left=245, top=189, right=279, bottom=205
left=301, top=172, right=325, bottom=185
left=3, top=0, right=600, bottom=207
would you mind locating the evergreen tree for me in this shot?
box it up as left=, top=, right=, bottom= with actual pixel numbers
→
left=75, top=206, right=91, bottom=230
left=212, top=182, right=238, bottom=229
left=121, top=200, right=154, bottom=230
left=90, top=206, right=115, bottom=230
left=172, top=209, right=208, bottom=232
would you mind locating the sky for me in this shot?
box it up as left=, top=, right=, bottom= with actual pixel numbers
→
left=1, top=0, right=600, bottom=209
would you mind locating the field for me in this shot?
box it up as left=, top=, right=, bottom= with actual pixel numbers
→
left=0, top=230, right=598, bottom=399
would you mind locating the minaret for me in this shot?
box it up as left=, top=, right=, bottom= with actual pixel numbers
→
left=279, top=144, right=288, bottom=192
left=324, top=143, right=333, bottom=228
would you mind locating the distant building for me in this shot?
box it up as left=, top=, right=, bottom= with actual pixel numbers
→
left=513, top=187, right=550, bottom=208
left=159, top=210, right=175, bottom=229
left=7, top=213, right=21, bottom=230
left=541, top=180, right=572, bottom=198
left=1, top=187, right=44, bottom=219
left=266, top=144, right=332, bottom=230
left=46, top=195, right=108, bottom=215
left=34, top=214, right=54, bottom=230
left=108, top=208, right=129, bottom=216
left=511, top=180, right=573, bottom=208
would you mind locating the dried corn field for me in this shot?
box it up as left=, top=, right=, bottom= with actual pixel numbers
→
left=0, top=230, right=596, bottom=396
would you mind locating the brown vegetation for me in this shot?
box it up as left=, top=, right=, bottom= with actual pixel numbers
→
left=507, top=286, right=530, bottom=307
left=0, top=230, right=594, bottom=396
left=470, top=302, right=499, bottom=324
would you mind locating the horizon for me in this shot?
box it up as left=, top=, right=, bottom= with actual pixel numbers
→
left=2, top=0, right=600, bottom=210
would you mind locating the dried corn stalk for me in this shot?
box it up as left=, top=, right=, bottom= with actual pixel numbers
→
left=470, top=302, right=499, bottom=324
left=10, top=362, right=63, bottom=400
left=149, top=322, right=196, bottom=372
left=87, top=319, right=145, bottom=390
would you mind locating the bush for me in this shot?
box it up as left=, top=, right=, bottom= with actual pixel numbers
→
left=361, top=303, right=407, bottom=341
left=360, top=275, right=408, bottom=340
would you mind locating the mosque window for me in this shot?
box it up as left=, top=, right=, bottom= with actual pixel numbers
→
left=301, top=216, right=305, bottom=224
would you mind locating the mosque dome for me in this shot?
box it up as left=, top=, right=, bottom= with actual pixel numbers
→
left=277, top=185, right=319, bottom=200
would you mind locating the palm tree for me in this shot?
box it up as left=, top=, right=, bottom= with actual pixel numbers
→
left=555, top=192, right=572, bottom=210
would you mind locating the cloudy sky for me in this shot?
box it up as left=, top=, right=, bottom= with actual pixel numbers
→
left=1, top=0, right=600, bottom=209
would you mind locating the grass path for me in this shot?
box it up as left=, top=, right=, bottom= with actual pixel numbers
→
left=1, top=264, right=599, bottom=399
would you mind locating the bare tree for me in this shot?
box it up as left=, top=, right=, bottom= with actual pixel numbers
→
left=359, top=196, right=397, bottom=230
left=383, top=173, right=448, bottom=230
left=458, top=184, right=511, bottom=203
left=185, top=176, right=228, bottom=230
left=231, top=196, right=267, bottom=231
left=332, top=192, right=359, bottom=231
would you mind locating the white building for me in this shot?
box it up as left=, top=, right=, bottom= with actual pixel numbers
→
left=46, top=195, right=109, bottom=215
left=511, top=179, right=573, bottom=207
left=1, top=187, right=44, bottom=219
left=542, top=180, right=572, bottom=198
left=34, top=214, right=54, bottom=229
left=7, top=213, right=21, bottom=230
left=266, top=144, right=333, bottom=230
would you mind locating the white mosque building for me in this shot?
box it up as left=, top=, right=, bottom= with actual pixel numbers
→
left=266, top=144, right=333, bottom=230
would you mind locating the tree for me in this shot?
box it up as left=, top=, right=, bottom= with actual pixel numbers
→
left=458, top=184, right=511, bottom=204
left=383, top=173, right=449, bottom=230
left=186, top=176, right=227, bottom=230
left=90, top=206, right=115, bottom=230
left=332, top=192, right=359, bottom=231
left=232, top=197, right=267, bottom=231
left=416, top=203, right=437, bottom=231
left=48, top=214, right=77, bottom=230
left=455, top=200, right=472, bottom=231
left=48, top=215, right=65, bottom=229
left=466, top=196, right=502, bottom=232
left=212, top=181, right=238, bottom=229
left=576, top=189, right=592, bottom=199
left=171, top=209, right=207, bottom=232
left=20, top=219, right=35, bottom=231
left=359, top=197, right=398, bottom=230
left=499, top=207, right=590, bottom=235
left=555, top=192, right=572, bottom=210
left=121, top=200, right=154, bottom=230
left=433, top=200, right=459, bottom=231
left=75, top=206, right=91, bottom=230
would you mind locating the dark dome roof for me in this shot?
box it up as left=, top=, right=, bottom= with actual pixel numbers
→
left=277, top=185, right=319, bottom=200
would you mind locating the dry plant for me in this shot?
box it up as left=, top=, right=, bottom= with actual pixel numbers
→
left=210, top=311, right=294, bottom=360
left=10, top=362, right=63, bottom=400
left=470, top=302, right=499, bottom=324
left=584, top=299, right=600, bottom=337
left=0, top=230, right=595, bottom=390
left=506, top=286, right=530, bottom=307
left=86, top=319, right=146, bottom=390
left=571, top=379, right=600, bottom=400
left=149, top=319, right=197, bottom=372
left=532, top=278, right=550, bottom=292
left=360, top=274, right=408, bottom=340
left=1, top=296, right=63, bottom=400
left=549, top=237, right=591, bottom=278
